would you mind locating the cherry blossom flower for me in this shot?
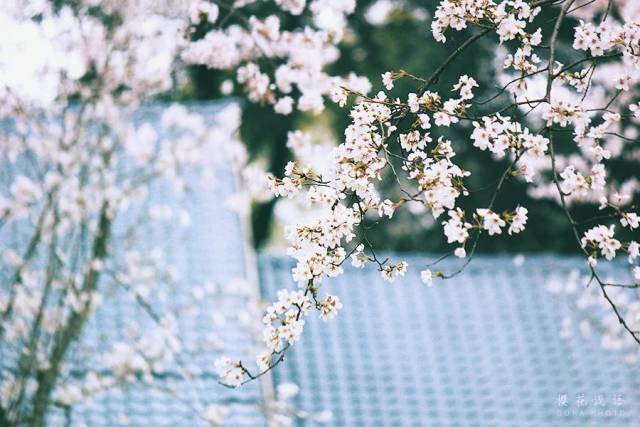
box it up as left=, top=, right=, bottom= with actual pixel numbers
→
left=420, top=269, right=433, bottom=286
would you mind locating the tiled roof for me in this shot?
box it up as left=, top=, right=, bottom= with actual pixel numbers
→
left=259, top=254, right=640, bottom=427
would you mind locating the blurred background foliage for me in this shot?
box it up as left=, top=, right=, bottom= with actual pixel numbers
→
left=176, top=0, right=638, bottom=254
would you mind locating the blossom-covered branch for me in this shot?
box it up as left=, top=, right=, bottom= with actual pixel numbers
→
left=203, top=0, right=640, bottom=386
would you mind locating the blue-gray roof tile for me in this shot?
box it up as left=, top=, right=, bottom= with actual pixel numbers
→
left=258, top=254, right=640, bottom=427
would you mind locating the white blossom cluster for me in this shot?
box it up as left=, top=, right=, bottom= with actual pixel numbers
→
left=222, top=66, right=534, bottom=385
left=427, top=0, right=640, bottom=351
left=547, top=268, right=640, bottom=364
left=182, top=0, right=370, bottom=116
